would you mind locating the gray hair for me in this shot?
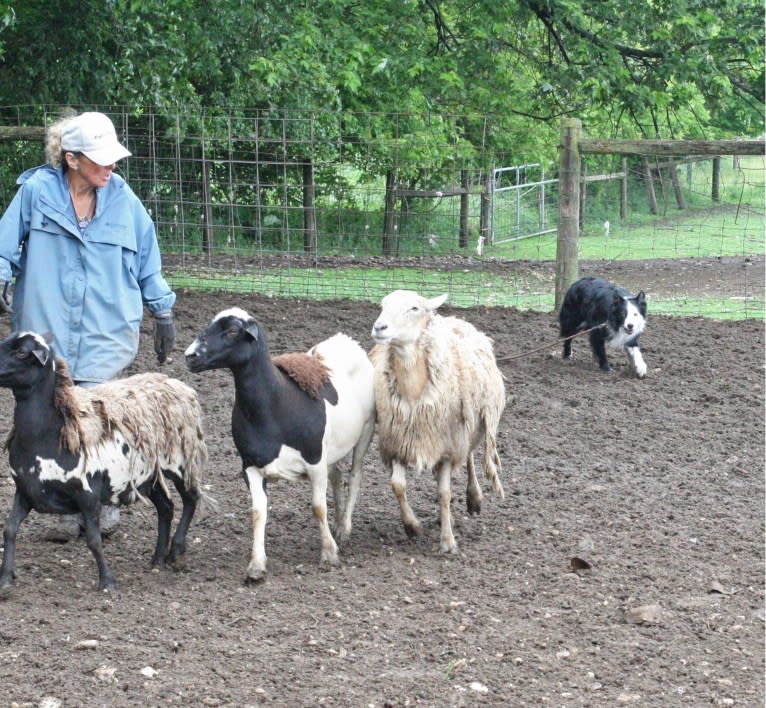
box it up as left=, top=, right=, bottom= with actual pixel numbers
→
left=45, top=109, right=78, bottom=168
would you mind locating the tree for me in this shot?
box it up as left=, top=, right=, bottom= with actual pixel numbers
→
left=1, top=0, right=760, bottom=144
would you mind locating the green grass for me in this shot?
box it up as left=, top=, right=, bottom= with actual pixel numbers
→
left=167, top=156, right=765, bottom=321
left=490, top=204, right=764, bottom=262
left=168, top=265, right=764, bottom=320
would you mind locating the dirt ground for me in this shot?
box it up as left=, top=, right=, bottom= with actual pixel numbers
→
left=0, top=279, right=763, bottom=707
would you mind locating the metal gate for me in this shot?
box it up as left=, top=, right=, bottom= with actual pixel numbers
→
left=489, top=163, right=558, bottom=244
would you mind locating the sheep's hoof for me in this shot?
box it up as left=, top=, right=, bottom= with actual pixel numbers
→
left=439, top=541, right=459, bottom=555
left=99, top=581, right=117, bottom=593
left=467, top=497, right=482, bottom=515
left=245, top=569, right=267, bottom=585
left=333, top=526, right=351, bottom=548
left=169, top=555, right=187, bottom=572
left=320, top=552, right=340, bottom=568
left=403, top=521, right=422, bottom=539
left=0, top=583, right=13, bottom=599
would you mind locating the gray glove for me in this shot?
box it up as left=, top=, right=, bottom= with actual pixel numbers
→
left=0, top=280, right=12, bottom=315
left=153, top=312, right=175, bottom=364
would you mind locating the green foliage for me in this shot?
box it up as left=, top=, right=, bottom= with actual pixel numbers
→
left=0, top=0, right=760, bottom=158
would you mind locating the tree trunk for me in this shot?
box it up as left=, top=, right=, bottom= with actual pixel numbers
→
left=620, top=157, right=628, bottom=220
left=642, top=157, right=659, bottom=215
left=302, top=160, right=317, bottom=254
left=669, top=162, right=686, bottom=209
left=712, top=157, right=721, bottom=202
left=459, top=169, right=469, bottom=248
left=578, top=159, right=586, bottom=231
left=383, top=170, right=397, bottom=256
left=201, top=146, right=213, bottom=253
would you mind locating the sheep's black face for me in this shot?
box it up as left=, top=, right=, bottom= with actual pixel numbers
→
left=185, top=309, right=261, bottom=373
left=0, top=331, right=52, bottom=389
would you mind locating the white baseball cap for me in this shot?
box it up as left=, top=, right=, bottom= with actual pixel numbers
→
left=61, top=112, right=132, bottom=166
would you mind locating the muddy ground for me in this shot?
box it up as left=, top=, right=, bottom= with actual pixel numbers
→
left=0, top=280, right=763, bottom=707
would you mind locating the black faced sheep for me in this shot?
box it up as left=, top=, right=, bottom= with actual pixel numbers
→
left=184, top=307, right=376, bottom=583
left=0, top=331, right=207, bottom=594
left=369, top=290, right=506, bottom=553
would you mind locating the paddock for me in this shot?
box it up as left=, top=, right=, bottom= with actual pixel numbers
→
left=0, top=281, right=762, bottom=706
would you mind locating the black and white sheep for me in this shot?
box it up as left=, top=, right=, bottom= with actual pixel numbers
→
left=185, top=307, right=375, bottom=582
left=0, top=331, right=207, bottom=593
left=369, top=290, right=506, bottom=553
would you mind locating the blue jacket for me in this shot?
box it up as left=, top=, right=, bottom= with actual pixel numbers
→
left=0, top=164, right=175, bottom=383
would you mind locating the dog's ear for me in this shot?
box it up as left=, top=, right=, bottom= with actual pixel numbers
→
left=636, top=290, right=647, bottom=316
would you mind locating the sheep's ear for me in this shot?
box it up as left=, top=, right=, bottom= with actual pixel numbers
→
left=244, top=321, right=260, bottom=341
left=32, top=344, right=50, bottom=367
left=426, top=294, right=448, bottom=312
left=41, top=331, right=54, bottom=345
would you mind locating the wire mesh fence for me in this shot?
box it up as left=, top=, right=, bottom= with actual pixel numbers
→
left=0, top=105, right=763, bottom=317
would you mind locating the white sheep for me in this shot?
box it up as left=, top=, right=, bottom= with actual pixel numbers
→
left=369, top=290, right=506, bottom=553
left=0, top=331, right=207, bottom=593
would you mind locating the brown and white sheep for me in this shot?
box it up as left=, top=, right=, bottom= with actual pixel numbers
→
left=185, top=307, right=376, bottom=582
left=369, top=290, right=505, bottom=553
left=0, top=331, right=207, bottom=593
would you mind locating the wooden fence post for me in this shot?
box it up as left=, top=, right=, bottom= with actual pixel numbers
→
left=555, top=118, right=581, bottom=311
left=479, top=171, right=491, bottom=248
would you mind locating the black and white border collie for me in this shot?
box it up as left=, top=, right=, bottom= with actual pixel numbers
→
left=559, top=276, right=648, bottom=378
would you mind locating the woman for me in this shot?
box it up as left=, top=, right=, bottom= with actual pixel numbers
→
left=0, top=111, right=176, bottom=540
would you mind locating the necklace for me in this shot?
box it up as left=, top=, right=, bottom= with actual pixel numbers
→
left=70, top=188, right=96, bottom=229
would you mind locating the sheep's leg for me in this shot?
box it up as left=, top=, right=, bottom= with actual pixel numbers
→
left=437, top=461, right=457, bottom=554
left=391, top=462, right=421, bottom=539
left=0, top=491, right=31, bottom=594
left=336, top=417, right=375, bottom=545
left=328, top=463, right=346, bottom=541
left=81, top=506, right=116, bottom=591
left=311, top=467, right=339, bottom=566
left=466, top=453, right=482, bottom=515
left=484, top=431, right=505, bottom=499
left=244, top=467, right=268, bottom=583
left=148, top=483, right=174, bottom=569
left=167, top=476, right=200, bottom=570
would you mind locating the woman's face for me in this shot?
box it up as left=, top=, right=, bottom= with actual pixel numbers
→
left=67, top=153, right=116, bottom=189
